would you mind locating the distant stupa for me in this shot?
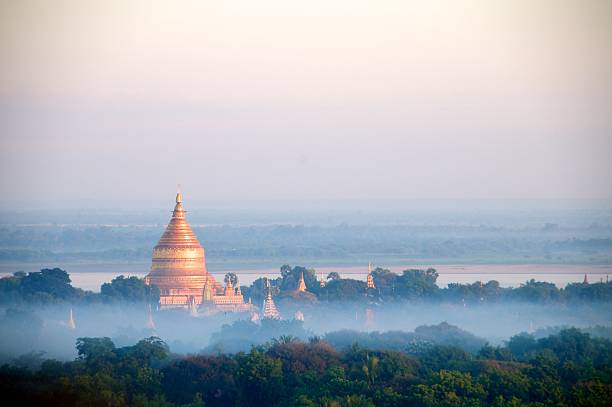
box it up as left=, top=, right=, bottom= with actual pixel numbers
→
left=262, top=280, right=280, bottom=319
left=250, top=311, right=261, bottom=323
left=67, top=308, right=76, bottom=330
left=367, top=262, right=376, bottom=289
left=188, top=295, right=198, bottom=316
left=294, top=310, right=305, bottom=321
left=583, top=274, right=589, bottom=284
left=297, top=271, right=307, bottom=292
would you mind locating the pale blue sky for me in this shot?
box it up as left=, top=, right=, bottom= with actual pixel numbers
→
left=1, top=0, right=611, bottom=202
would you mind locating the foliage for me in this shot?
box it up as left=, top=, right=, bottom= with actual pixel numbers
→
left=0, top=268, right=83, bottom=304
left=100, top=275, right=160, bottom=304
left=1, top=329, right=610, bottom=406
left=2, top=266, right=611, bottom=306
left=280, top=265, right=320, bottom=294
left=0, top=269, right=158, bottom=305
left=224, top=272, right=238, bottom=286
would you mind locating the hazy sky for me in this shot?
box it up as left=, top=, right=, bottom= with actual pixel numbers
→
left=1, top=0, right=611, bottom=202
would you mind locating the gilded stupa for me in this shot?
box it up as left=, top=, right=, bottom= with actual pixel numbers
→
left=145, top=192, right=251, bottom=312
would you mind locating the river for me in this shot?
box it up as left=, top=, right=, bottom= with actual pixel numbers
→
left=1, top=262, right=610, bottom=291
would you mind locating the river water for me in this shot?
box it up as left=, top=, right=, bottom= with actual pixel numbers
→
left=2, top=263, right=610, bottom=292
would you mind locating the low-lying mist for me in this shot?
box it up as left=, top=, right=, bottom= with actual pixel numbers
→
left=2, top=300, right=610, bottom=363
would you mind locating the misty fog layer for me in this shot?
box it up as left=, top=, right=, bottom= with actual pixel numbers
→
left=2, top=300, right=610, bottom=362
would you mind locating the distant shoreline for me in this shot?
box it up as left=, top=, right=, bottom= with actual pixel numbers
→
left=1, top=262, right=611, bottom=275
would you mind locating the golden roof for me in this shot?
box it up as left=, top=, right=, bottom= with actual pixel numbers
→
left=146, top=192, right=220, bottom=292
left=155, top=192, right=201, bottom=250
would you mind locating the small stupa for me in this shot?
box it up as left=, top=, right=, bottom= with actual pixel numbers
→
left=294, top=310, right=305, bottom=321
left=250, top=311, right=261, bottom=323
left=366, top=262, right=376, bottom=289
left=262, top=280, right=281, bottom=319
left=67, top=308, right=76, bottom=330
left=297, top=272, right=307, bottom=292
left=188, top=295, right=198, bottom=316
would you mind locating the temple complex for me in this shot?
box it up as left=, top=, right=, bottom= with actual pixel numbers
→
left=145, top=192, right=252, bottom=313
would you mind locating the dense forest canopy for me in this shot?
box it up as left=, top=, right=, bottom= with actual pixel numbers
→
left=1, top=266, right=610, bottom=307
left=1, top=266, right=611, bottom=405
left=1, top=327, right=611, bottom=406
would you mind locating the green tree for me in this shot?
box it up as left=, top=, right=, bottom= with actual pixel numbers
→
left=237, top=349, right=284, bottom=406
left=395, top=269, right=439, bottom=301
left=327, top=272, right=341, bottom=281
left=100, top=275, right=160, bottom=304
left=224, top=272, right=238, bottom=286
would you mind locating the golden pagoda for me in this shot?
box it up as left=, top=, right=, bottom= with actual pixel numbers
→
left=145, top=192, right=251, bottom=313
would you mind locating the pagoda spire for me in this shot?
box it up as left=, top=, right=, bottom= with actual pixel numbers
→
left=67, top=308, right=76, bottom=330
left=367, top=262, right=376, bottom=289
left=297, top=271, right=307, bottom=292
left=262, top=279, right=280, bottom=319
left=583, top=274, right=589, bottom=284
left=225, top=277, right=234, bottom=296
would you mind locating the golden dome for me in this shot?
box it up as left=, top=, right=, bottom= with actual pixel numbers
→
left=146, top=193, right=220, bottom=296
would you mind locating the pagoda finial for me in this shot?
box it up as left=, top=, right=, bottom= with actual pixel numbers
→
left=583, top=274, right=588, bottom=284
left=176, top=184, right=182, bottom=204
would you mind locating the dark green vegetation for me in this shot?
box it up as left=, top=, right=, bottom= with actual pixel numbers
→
left=243, top=265, right=612, bottom=305
left=207, top=319, right=488, bottom=355
left=0, top=268, right=159, bottom=305
left=1, top=328, right=610, bottom=406
left=1, top=265, right=611, bottom=307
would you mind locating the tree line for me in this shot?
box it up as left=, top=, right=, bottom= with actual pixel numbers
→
left=243, top=265, right=612, bottom=305
left=1, top=327, right=610, bottom=406
left=1, top=266, right=610, bottom=306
